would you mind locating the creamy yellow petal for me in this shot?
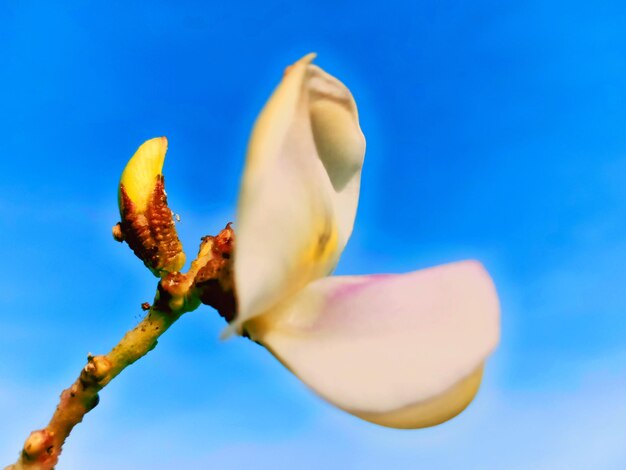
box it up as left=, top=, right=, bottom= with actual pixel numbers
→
left=246, top=261, right=499, bottom=428
left=232, top=55, right=365, bottom=332
left=353, top=366, right=484, bottom=429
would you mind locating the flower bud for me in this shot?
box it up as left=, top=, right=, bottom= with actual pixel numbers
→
left=193, top=223, right=237, bottom=322
left=115, top=137, right=186, bottom=277
left=21, top=429, right=54, bottom=462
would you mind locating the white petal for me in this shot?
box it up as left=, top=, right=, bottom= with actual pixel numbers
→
left=232, top=54, right=366, bottom=332
left=245, top=261, right=500, bottom=428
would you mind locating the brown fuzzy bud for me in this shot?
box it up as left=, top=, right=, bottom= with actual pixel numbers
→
left=193, top=224, right=237, bottom=322
left=116, top=138, right=186, bottom=277
left=81, top=354, right=112, bottom=385
left=112, top=223, right=124, bottom=242
left=22, top=429, right=54, bottom=461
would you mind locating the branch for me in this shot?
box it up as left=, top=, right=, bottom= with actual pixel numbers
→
left=6, top=225, right=235, bottom=470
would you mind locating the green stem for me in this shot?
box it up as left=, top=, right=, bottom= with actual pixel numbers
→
left=6, top=303, right=188, bottom=470
left=6, top=224, right=234, bottom=470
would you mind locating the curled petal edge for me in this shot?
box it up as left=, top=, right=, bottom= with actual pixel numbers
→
left=232, top=54, right=365, bottom=333
left=245, top=261, right=500, bottom=428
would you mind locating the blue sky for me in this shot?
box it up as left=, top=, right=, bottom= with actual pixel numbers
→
left=1, top=1, right=626, bottom=468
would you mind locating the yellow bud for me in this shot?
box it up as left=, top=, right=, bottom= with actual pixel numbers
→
left=115, top=137, right=185, bottom=277
left=119, top=137, right=167, bottom=214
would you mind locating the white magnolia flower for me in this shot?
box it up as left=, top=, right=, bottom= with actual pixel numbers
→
left=231, top=53, right=500, bottom=428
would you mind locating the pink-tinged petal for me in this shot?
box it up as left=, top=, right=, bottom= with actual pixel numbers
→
left=245, top=261, right=500, bottom=428
left=232, top=54, right=365, bottom=333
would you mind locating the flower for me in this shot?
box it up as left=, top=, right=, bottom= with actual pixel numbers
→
left=230, top=54, right=500, bottom=428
